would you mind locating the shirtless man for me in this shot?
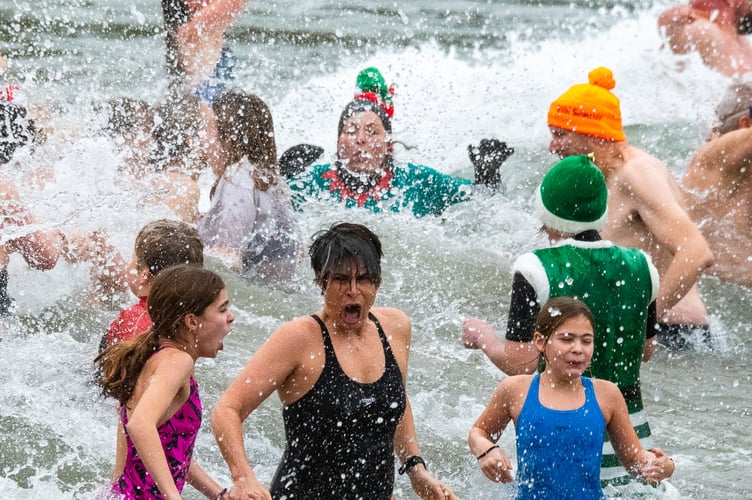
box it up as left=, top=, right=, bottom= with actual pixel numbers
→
left=546, top=67, right=714, bottom=349
left=658, top=0, right=752, bottom=77
left=682, top=80, right=752, bottom=286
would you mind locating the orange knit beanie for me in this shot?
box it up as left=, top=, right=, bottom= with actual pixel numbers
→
left=547, top=67, right=625, bottom=142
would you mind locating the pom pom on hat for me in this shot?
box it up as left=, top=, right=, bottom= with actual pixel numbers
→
left=536, top=155, right=608, bottom=234
left=354, top=67, right=394, bottom=118
left=547, top=67, right=625, bottom=142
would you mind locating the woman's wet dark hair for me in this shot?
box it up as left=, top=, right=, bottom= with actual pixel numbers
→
left=309, top=222, right=383, bottom=291
left=337, top=98, right=392, bottom=137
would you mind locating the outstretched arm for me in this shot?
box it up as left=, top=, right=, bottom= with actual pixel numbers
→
left=186, top=460, right=226, bottom=499
left=211, top=321, right=312, bottom=500
left=177, top=0, right=250, bottom=85
left=468, top=379, right=515, bottom=484
left=462, top=318, right=537, bottom=375
left=383, top=307, right=457, bottom=500
left=463, top=273, right=539, bottom=375
left=0, top=179, right=62, bottom=271
left=393, top=397, right=458, bottom=499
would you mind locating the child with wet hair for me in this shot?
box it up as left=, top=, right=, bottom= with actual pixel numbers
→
left=94, top=264, right=232, bottom=500
left=198, top=88, right=301, bottom=282
left=141, top=88, right=206, bottom=222
left=469, top=297, right=674, bottom=499
left=99, top=219, right=204, bottom=350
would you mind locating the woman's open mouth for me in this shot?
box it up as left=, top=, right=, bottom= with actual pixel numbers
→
left=343, top=304, right=362, bottom=323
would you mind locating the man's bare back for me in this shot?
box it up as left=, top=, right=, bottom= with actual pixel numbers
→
left=599, top=145, right=711, bottom=325
left=683, top=126, right=752, bottom=286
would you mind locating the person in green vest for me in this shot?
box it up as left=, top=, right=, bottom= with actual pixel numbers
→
left=463, top=154, right=664, bottom=490
left=285, top=67, right=513, bottom=218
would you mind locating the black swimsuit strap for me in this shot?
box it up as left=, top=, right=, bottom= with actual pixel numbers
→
left=310, top=314, right=334, bottom=353
left=367, top=312, right=393, bottom=354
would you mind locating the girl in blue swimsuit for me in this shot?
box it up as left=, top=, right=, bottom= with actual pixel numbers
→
left=469, top=297, right=675, bottom=499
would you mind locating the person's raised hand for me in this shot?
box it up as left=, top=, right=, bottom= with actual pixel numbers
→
left=468, top=139, right=514, bottom=189
left=279, top=144, right=324, bottom=179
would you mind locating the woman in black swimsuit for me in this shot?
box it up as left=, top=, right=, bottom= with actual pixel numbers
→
left=211, top=222, right=456, bottom=500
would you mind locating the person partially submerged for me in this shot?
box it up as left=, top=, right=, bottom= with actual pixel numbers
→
left=286, top=67, right=514, bottom=218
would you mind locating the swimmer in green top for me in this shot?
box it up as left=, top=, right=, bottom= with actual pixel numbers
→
left=285, top=67, right=513, bottom=218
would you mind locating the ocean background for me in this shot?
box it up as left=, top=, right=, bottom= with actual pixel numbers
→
left=0, top=0, right=750, bottom=498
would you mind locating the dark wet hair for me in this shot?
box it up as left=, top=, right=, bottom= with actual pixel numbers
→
left=150, top=87, right=204, bottom=168
left=134, top=219, right=204, bottom=276
left=1, top=102, right=37, bottom=164
left=337, top=98, right=392, bottom=137
left=535, top=297, right=594, bottom=341
left=309, top=223, right=383, bottom=291
left=104, top=97, right=154, bottom=138
left=93, top=265, right=224, bottom=405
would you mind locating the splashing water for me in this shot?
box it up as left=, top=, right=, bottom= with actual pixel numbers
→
left=1, top=1, right=751, bottom=498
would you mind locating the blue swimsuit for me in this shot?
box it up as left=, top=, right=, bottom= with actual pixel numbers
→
left=515, top=373, right=606, bottom=500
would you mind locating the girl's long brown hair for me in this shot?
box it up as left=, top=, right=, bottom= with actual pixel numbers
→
left=210, top=90, right=278, bottom=198
left=93, top=264, right=224, bottom=405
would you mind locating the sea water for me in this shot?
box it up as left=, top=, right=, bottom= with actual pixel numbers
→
left=0, top=0, right=750, bottom=498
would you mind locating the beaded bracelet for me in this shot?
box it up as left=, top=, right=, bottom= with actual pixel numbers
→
left=476, top=444, right=499, bottom=461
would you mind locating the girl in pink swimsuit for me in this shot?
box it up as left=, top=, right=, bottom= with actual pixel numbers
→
left=94, top=264, right=234, bottom=499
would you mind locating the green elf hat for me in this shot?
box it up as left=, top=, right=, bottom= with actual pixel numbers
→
left=535, top=154, right=608, bottom=234
left=354, top=67, right=394, bottom=118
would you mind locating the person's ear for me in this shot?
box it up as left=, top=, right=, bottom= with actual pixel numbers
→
left=183, top=313, right=199, bottom=334
left=387, top=139, right=394, bottom=155
left=738, top=115, right=752, bottom=129
left=533, top=331, right=546, bottom=353
left=142, top=268, right=154, bottom=283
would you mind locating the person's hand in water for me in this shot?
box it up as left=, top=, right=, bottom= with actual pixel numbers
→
left=468, top=139, right=514, bottom=189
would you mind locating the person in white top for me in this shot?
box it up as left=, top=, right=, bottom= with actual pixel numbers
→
left=198, top=89, right=301, bottom=282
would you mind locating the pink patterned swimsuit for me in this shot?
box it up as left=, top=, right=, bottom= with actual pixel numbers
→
left=114, top=377, right=202, bottom=499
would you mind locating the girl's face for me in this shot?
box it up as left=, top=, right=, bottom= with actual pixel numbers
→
left=535, top=314, right=594, bottom=380
left=127, top=253, right=150, bottom=297
left=194, top=289, right=234, bottom=358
